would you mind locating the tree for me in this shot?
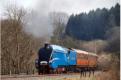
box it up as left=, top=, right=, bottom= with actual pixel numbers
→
left=65, top=3, right=120, bottom=40
left=1, top=5, right=44, bottom=75
left=104, top=27, right=120, bottom=54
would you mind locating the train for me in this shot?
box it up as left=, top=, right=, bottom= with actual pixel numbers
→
left=35, top=43, right=98, bottom=74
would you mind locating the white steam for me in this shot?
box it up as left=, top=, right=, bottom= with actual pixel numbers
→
left=23, top=0, right=69, bottom=38
left=24, top=11, right=68, bottom=38
left=24, top=11, right=53, bottom=38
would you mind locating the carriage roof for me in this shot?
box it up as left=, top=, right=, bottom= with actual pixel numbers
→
left=74, top=49, right=98, bottom=57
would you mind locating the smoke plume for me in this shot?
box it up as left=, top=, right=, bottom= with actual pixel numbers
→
left=23, top=1, right=69, bottom=39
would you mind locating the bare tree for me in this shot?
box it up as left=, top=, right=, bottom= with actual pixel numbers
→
left=1, top=5, right=44, bottom=75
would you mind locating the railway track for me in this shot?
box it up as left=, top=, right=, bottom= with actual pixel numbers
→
left=1, top=73, right=80, bottom=79
left=1, top=71, right=102, bottom=80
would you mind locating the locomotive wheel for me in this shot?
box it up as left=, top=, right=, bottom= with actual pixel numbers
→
left=42, top=65, right=50, bottom=74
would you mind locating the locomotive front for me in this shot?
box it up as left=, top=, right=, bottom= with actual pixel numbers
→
left=35, top=43, right=52, bottom=74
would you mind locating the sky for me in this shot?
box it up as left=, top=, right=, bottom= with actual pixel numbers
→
left=0, top=0, right=120, bottom=16
left=0, top=0, right=120, bottom=39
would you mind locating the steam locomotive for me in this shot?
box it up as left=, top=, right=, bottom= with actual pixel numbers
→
left=35, top=43, right=98, bottom=74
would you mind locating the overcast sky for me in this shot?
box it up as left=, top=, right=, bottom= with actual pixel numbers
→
left=0, top=0, right=120, bottom=16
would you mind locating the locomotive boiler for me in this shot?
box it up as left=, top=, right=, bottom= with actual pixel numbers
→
left=35, top=43, right=98, bottom=74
